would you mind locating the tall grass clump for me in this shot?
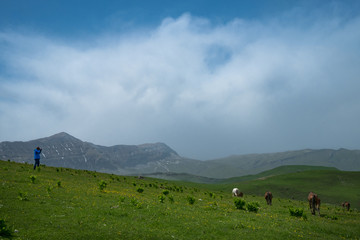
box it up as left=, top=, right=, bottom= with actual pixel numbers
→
left=246, top=202, right=260, bottom=213
left=234, top=198, right=246, bottom=210
left=289, top=207, right=307, bottom=220
left=158, top=195, right=165, bottom=203
left=18, top=191, right=29, bottom=201
left=0, top=219, right=13, bottom=238
left=30, top=175, right=36, bottom=184
left=187, top=196, right=196, bottom=205
left=168, top=195, right=174, bottom=203
left=130, top=198, right=143, bottom=209
left=98, top=180, right=107, bottom=191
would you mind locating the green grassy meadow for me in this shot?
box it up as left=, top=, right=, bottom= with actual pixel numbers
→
left=1, top=160, right=359, bottom=239
left=216, top=165, right=360, bottom=209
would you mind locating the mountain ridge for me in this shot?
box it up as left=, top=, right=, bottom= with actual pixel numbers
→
left=1, top=132, right=359, bottom=179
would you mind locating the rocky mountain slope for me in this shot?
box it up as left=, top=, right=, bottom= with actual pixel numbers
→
left=0, top=132, right=188, bottom=175
left=1, top=132, right=359, bottom=179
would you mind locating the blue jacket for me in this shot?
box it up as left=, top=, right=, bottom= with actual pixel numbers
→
left=34, top=149, right=42, bottom=159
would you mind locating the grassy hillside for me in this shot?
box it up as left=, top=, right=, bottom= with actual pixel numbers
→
left=213, top=167, right=360, bottom=209
left=139, top=165, right=338, bottom=184
left=1, top=160, right=359, bottom=239
left=219, top=165, right=339, bottom=183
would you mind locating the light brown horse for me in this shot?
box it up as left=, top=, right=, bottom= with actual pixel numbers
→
left=308, top=192, right=321, bottom=215
left=342, top=201, right=350, bottom=211
left=264, top=191, right=273, bottom=205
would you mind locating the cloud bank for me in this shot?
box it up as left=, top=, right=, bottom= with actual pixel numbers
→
left=1, top=12, right=360, bottom=159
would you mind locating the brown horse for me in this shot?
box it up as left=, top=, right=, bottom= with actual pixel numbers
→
left=308, top=192, right=321, bottom=215
left=264, top=191, right=273, bottom=205
left=342, top=201, right=350, bottom=211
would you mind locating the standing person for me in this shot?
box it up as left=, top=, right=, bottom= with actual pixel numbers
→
left=33, top=147, right=42, bottom=170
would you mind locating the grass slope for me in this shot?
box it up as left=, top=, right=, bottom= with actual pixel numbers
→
left=1, top=160, right=359, bottom=239
left=214, top=167, right=360, bottom=209
left=220, top=165, right=339, bottom=183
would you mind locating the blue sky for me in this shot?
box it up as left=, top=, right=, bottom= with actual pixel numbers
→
left=1, top=0, right=360, bottom=159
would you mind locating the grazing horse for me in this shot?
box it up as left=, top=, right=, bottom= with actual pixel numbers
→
left=264, top=191, right=273, bottom=205
left=232, top=188, right=243, bottom=197
left=308, top=192, right=321, bottom=215
left=342, top=201, right=350, bottom=211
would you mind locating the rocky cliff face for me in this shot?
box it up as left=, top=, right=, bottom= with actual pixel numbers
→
left=0, top=132, right=182, bottom=173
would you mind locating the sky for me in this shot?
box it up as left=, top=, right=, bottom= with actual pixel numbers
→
left=1, top=0, right=360, bottom=160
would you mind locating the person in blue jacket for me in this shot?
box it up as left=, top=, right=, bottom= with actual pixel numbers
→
left=33, top=147, right=42, bottom=170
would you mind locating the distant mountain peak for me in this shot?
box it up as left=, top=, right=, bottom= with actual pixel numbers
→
left=50, top=132, right=73, bottom=138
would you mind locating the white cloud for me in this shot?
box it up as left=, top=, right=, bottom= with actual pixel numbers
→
left=1, top=13, right=360, bottom=159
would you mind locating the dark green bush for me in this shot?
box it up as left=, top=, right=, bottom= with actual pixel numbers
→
left=289, top=207, right=304, bottom=218
left=98, top=180, right=107, bottom=191
left=119, top=196, right=126, bottom=203
left=0, top=219, right=12, bottom=238
left=158, top=195, right=165, bottom=203
left=234, top=198, right=246, bottom=210
left=18, top=191, right=29, bottom=201
left=187, top=196, right=196, bottom=205
left=246, top=202, right=260, bottom=213
left=30, top=175, right=36, bottom=184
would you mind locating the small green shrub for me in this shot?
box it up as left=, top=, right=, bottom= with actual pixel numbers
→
left=119, top=196, right=126, bottom=203
left=57, top=181, right=62, bottom=187
left=98, top=180, right=107, bottom=191
left=158, top=195, right=166, bottom=203
left=208, top=192, right=216, bottom=199
left=234, top=198, right=246, bottom=210
left=289, top=207, right=304, bottom=218
left=137, top=187, right=144, bottom=193
left=246, top=202, right=260, bottom=213
left=0, top=219, right=13, bottom=238
left=130, top=198, right=138, bottom=206
left=47, top=186, right=53, bottom=195
left=162, top=190, right=170, bottom=196
left=18, top=191, right=29, bottom=201
left=187, top=196, right=196, bottom=205
left=30, top=175, right=37, bottom=184
left=168, top=195, right=174, bottom=203
left=130, top=198, right=142, bottom=208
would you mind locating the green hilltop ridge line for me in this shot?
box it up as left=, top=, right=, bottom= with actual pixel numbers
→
left=220, top=165, right=340, bottom=183
left=138, top=165, right=339, bottom=184
left=0, top=160, right=359, bottom=239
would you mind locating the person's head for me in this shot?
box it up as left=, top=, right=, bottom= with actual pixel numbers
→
left=36, top=147, right=40, bottom=150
